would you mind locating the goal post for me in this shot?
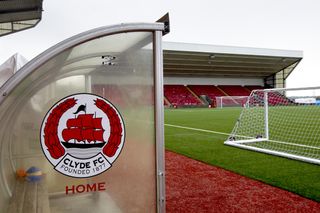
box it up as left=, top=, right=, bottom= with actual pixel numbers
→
left=216, top=96, right=249, bottom=108
left=225, top=86, right=320, bottom=165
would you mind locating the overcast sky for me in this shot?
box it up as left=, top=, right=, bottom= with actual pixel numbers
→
left=1, top=0, right=320, bottom=87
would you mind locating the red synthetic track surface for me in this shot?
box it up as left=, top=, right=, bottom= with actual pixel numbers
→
left=165, top=151, right=320, bottom=213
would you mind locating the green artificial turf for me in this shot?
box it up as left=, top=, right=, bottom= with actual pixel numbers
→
left=164, top=108, right=320, bottom=202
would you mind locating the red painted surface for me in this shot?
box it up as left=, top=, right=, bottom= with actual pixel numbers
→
left=165, top=151, right=320, bottom=213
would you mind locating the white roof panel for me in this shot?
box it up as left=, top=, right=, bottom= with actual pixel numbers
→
left=163, top=42, right=302, bottom=78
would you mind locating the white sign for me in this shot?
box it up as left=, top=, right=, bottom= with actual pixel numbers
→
left=294, top=98, right=316, bottom=104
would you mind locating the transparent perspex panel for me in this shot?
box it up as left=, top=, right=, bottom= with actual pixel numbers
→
left=0, top=31, right=157, bottom=212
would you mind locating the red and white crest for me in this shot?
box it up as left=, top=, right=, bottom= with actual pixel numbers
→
left=40, top=93, right=125, bottom=178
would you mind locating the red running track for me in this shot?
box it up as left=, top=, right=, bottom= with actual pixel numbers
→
left=165, top=151, right=320, bottom=213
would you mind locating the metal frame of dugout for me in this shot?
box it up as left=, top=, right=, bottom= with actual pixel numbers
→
left=0, top=22, right=166, bottom=212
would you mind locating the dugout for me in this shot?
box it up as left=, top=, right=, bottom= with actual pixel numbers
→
left=0, top=23, right=166, bottom=212
left=162, top=42, right=303, bottom=88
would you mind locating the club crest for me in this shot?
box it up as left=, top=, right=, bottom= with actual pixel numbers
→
left=40, top=93, right=125, bottom=178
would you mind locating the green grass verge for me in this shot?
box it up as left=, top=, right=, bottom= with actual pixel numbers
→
left=165, top=108, right=320, bottom=201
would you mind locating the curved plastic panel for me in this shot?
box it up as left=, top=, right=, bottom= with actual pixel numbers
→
left=0, top=23, right=164, bottom=212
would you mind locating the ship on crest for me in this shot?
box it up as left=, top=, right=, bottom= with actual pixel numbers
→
left=62, top=113, right=105, bottom=148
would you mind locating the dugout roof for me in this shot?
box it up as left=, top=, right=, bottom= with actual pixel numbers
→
left=163, top=42, right=302, bottom=79
left=0, top=0, right=43, bottom=37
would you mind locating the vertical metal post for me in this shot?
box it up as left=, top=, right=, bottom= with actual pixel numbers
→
left=264, top=91, right=269, bottom=140
left=154, top=30, right=165, bottom=213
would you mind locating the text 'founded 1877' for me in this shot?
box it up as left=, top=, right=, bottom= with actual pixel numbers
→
left=56, top=153, right=111, bottom=178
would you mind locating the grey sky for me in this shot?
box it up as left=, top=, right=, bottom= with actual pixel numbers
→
left=1, top=0, right=320, bottom=87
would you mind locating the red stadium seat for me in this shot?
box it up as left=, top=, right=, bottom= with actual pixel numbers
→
left=164, top=85, right=201, bottom=107
left=188, top=85, right=225, bottom=107
left=218, top=85, right=251, bottom=96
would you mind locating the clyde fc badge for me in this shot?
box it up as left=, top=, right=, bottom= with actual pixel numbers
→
left=40, top=94, right=125, bottom=178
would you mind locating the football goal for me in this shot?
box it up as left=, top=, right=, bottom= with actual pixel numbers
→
left=225, top=86, right=320, bottom=165
left=216, top=96, right=248, bottom=108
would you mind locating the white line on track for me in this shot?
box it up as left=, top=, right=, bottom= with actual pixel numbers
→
left=164, top=123, right=230, bottom=136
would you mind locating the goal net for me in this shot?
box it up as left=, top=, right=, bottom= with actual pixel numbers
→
left=216, top=96, right=249, bottom=108
left=225, top=87, right=320, bottom=165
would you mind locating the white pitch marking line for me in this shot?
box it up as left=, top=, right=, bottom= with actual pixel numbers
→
left=166, top=124, right=320, bottom=150
left=165, top=124, right=259, bottom=140
left=164, top=123, right=231, bottom=136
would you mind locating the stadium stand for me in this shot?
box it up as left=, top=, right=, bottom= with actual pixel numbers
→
left=93, top=84, right=156, bottom=106
left=124, top=85, right=153, bottom=105
left=247, top=90, right=293, bottom=106
left=164, top=85, right=202, bottom=107
left=164, top=96, right=171, bottom=106
left=92, top=84, right=125, bottom=106
left=218, top=85, right=251, bottom=96
left=163, top=84, right=296, bottom=108
left=0, top=0, right=43, bottom=37
left=269, top=92, right=293, bottom=105
left=243, top=85, right=292, bottom=106
left=246, top=85, right=265, bottom=92
left=188, top=85, right=225, bottom=106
